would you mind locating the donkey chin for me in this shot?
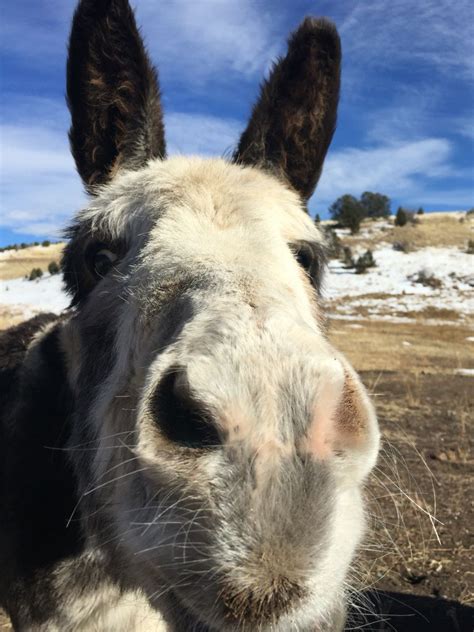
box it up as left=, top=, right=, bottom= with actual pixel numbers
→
left=1, top=1, right=380, bottom=631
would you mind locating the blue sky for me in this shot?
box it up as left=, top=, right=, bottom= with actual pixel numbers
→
left=1, top=0, right=473, bottom=246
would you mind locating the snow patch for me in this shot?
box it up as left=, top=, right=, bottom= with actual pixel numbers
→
left=0, top=274, right=69, bottom=317
left=454, top=368, right=474, bottom=377
left=324, top=246, right=474, bottom=322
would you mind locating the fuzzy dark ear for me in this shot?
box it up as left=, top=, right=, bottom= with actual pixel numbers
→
left=233, top=18, right=341, bottom=201
left=67, top=0, right=166, bottom=191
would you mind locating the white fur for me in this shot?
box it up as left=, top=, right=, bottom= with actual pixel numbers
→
left=64, top=157, right=380, bottom=630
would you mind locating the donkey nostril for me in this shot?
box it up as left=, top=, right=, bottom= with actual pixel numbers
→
left=151, top=368, right=221, bottom=449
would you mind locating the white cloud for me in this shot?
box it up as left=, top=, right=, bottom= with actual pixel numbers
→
left=312, top=138, right=457, bottom=207
left=0, top=125, right=75, bottom=177
left=0, top=107, right=244, bottom=237
left=2, top=115, right=470, bottom=238
left=0, top=123, right=85, bottom=238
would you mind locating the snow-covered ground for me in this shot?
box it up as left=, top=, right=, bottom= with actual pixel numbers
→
left=0, top=274, right=69, bottom=319
left=324, top=246, right=474, bottom=322
left=1, top=245, right=473, bottom=324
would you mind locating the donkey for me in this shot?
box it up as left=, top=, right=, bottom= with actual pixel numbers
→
left=0, top=1, right=380, bottom=630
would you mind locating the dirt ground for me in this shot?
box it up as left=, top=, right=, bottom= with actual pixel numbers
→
left=328, top=318, right=473, bottom=607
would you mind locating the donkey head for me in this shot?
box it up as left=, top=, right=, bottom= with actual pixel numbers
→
left=61, top=1, right=379, bottom=629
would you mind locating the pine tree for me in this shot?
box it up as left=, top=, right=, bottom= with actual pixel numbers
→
left=395, top=207, right=408, bottom=227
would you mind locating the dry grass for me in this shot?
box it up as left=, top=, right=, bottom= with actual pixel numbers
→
left=329, top=318, right=473, bottom=604
left=0, top=243, right=65, bottom=281
left=332, top=211, right=474, bottom=251
left=0, top=306, right=34, bottom=330
left=359, top=372, right=473, bottom=605
left=328, top=317, right=474, bottom=374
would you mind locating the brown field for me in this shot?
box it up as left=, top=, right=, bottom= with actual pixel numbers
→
left=329, top=210, right=474, bottom=251
left=0, top=243, right=64, bottom=281
left=329, top=317, right=473, bottom=606
left=0, top=216, right=473, bottom=628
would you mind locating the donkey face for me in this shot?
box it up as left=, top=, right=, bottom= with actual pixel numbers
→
left=61, top=1, right=379, bottom=629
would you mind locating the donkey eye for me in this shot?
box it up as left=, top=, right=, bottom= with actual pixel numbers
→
left=92, top=248, right=117, bottom=277
left=291, top=241, right=326, bottom=294
left=292, top=242, right=317, bottom=275
left=294, top=244, right=313, bottom=272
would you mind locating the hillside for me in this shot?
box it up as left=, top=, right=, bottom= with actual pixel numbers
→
left=324, top=212, right=473, bottom=325
left=0, top=242, right=64, bottom=281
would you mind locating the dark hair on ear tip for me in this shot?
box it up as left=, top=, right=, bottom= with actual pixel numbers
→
left=233, top=17, right=341, bottom=202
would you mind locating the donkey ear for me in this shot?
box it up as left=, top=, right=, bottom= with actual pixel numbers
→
left=67, top=0, right=166, bottom=191
left=233, top=18, right=341, bottom=201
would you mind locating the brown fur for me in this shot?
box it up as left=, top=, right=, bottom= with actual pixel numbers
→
left=337, top=372, right=367, bottom=438
left=0, top=313, right=58, bottom=372
left=67, top=0, right=166, bottom=191
left=220, top=575, right=305, bottom=624
left=233, top=18, right=341, bottom=201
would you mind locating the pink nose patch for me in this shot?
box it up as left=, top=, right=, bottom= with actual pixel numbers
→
left=303, top=358, right=345, bottom=459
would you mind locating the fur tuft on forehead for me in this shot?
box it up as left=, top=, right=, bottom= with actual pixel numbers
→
left=69, top=157, right=323, bottom=240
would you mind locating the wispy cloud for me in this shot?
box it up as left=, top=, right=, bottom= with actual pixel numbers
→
left=339, top=0, right=474, bottom=81
left=0, top=1, right=72, bottom=64
left=312, top=138, right=459, bottom=209
left=361, top=85, right=442, bottom=143
left=0, top=98, right=244, bottom=237
left=401, top=187, right=474, bottom=208
left=136, top=0, right=281, bottom=84
left=166, top=113, right=242, bottom=156
left=0, top=0, right=281, bottom=86
left=453, top=116, right=474, bottom=142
